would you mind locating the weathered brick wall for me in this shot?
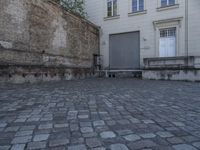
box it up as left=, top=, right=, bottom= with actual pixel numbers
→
left=0, top=0, right=99, bottom=83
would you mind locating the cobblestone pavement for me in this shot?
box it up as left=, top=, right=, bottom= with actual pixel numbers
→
left=0, top=79, right=200, bottom=150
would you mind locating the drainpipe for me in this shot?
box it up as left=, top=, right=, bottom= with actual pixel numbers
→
left=185, top=0, right=189, bottom=65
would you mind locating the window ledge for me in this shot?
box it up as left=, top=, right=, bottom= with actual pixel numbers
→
left=104, top=15, right=120, bottom=21
left=157, top=4, right=179, bottom=12
left=128, top=10, right=147, bottom=17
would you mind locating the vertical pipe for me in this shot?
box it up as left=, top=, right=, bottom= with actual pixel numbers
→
left=185, top=0, right=189, bottom=57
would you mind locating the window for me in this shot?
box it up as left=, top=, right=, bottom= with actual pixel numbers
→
left=107, top=0, right=118, bottom=17
left=132, top=0, right=144, bottom=12
left=161, top=0, right=175, bottom=7
left=160, top=28, right=176, bottom=37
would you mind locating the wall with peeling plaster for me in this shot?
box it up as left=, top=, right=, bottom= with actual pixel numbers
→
left=0, top=0, right=99, bottom=83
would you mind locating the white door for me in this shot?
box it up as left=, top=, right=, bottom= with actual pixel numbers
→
left=159, top=28, right=176, bottom=57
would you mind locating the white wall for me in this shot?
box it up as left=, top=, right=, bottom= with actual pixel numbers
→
left=85, top=0, right=199, bottom=68
left=188, top=0, right=200, bottom=56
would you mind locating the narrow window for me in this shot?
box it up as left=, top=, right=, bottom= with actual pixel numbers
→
left=168, top=0, right=175, bottom=5
left=132, top=0, right=144, bottom=12
left=161, top=0, right=167, bottom=7
left=113, top=0, right=118, bottom=16
left=139, top=0, right=144, bottom=11
left=161, top=0, right=175, bottom=7
left=107, top=0, right=118, bottom=17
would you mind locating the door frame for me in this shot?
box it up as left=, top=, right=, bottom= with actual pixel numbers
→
left=153, top=17, right=183, bottom=57
left=159, top=27, right=177, bottom=57
left=109, top=31, right=140, bottom=70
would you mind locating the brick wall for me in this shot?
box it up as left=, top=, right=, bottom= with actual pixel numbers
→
left=0, top=0, right=99, bottom=83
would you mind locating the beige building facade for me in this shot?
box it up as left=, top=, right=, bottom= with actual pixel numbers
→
left=85, top=0, right=200, bottom=69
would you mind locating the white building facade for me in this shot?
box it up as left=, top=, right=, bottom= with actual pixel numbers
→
left=85, top=0, right=200, bottom=70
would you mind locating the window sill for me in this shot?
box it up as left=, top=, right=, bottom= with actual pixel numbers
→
left=128, top=10, right=147, bottom=17
left=157, top=4, right=179, bottom=12
left=104, top=15, right=120, bottom=21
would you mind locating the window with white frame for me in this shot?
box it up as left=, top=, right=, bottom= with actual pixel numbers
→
left=161, top=0, right=175, bottom=7
left=107, top=0, right=118, bottom=17
left=132, top=0, right=144, bottom=12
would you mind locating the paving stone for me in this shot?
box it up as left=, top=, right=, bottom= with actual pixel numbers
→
left=129, top=118, right=140, bottom=124
left=5, top=126, right=20, bottom=132
left=78, top=115, right=89, bottom=119
left=33, top=134, right=49, bottom=142
left=91, top=147, right=106, bottom=150
left=11, top=144, right=25, bottom=150
left=173, top=144, right=198, bottom=150
left=27, top=118, right=39, bottom=122
left=49, top=139, right=69, bottom=147
left=11, top=136, right=32, bottom=144
left=54, top=123, right=69, bottom=128
left=172, top=122, right=185, bottom=127
left=68, top=144, right=87, bottom=150
left=116, top=129, right=133, bottom=136
left=80, top=127, right=94, bottom=133
left=70, top=124, right=79, bottom=132
left=27, top=141, right=46, bottom=150
left=140, top=133, right=156, bottom=139
left=0, top=123, right=7, bottom=128
left=83, top=132, right=98, bottom=138
left=128, top=139, right=157, bottom=150
left=106, top=120, right=116, bottom=126
left=20, top=126, right=35, bottom=131
left=123, top=134, right=141, bottom=142
left=100, top=131, right=116, bottom=139
left=93, top=120, right=105, bottom=127
left=0, top=146, right=10, bottom=150
left=15, top=131, right=33, bottom=137
left=156, top=131, right=174, bottom=138
left=192, top=142, right=200, bottom=148
left=181, top=136, right=199, bottom=142
left=167, top=137, right=184, bottom=144
left=38, top=124, right=53, bottom=130
left=70, top=137, right=84, bottom=144
left=80, top=122, right=92, bottom=127
left=86, top=138, right=102, bottom=148
left=110, top=144, right=129, bottom=150
left=143, top=120, right=155, bottom=124
left=14, top=119, right=26, bottom=123
left=68, top=111, right=78, bottom=120
left=117, top=119, right=130, bottom=125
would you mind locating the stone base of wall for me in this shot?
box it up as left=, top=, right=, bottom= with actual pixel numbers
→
left=0, top=65, right=95, bottom=84
left=143, top=69, right=200, bottom=82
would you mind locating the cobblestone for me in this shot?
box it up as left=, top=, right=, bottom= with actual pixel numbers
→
left=49, top=139, right=69, bottom=147
left=0, top=79, right=200, bottom=149
left=110, top=144, right=129, bottom=150
left=123, top=134, right=141, bottom=142
left=173, top=144, right=198, bottom=150
left=10, top=144, right=25, bottom=150
left=33, top=134, right=49, bottom=142
left=27, top=142, right=46, bottom=150
left=68, top=144, right=87, bottom=150
left=11, top=136, right=32, bottom=144
left=86, top=138, right=102, bottom=148
left=100, top=131, right=116, bottom=139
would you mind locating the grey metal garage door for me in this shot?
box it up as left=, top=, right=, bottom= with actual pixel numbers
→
left=109, top=32, right=140, bottom=69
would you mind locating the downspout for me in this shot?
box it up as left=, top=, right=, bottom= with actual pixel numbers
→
left=185, top=0, right=189, bottom=60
